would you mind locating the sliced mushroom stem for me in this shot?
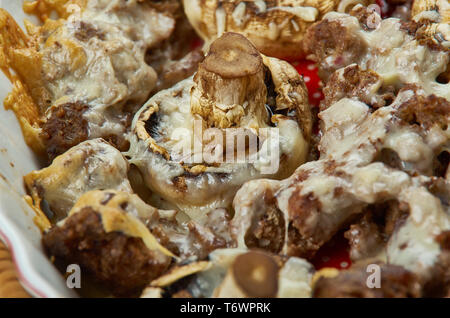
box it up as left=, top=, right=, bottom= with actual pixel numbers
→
left=190, top=32, right=268, bottom=129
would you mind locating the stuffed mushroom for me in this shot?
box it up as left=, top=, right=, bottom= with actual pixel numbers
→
left=128, top=32, right=312, bottom=222
left=0, top=0, right=202, bottom=160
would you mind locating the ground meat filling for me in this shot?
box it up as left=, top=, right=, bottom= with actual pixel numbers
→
left=303, top=20, right=367, bottom=79
left=154, top=49, right=205, bottom=91
left=313, top=262, right=421, bottom=298
left=422, top=231, right=450, bottom=297
left=287, top=223, right=321, bottom=260
left=395, top=88, right=450, bottom=131
left=244, top=204, right=286, bottom=255
left=344, top=201, right=409, bottom=261
left=287, top=190, right=328, bottom=259
left=345, top=210, right=386, bottom=261
left=42, top=207, right=172, bottom=297
left=41, top=102, right=89, bottom=160
left=321, top=65, right=396, bottom=110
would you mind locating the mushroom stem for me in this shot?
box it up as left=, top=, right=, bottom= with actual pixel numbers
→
left=190, top=32, right=268, bottom=129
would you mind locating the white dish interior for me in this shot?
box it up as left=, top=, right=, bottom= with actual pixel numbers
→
left=0, top=0, right=76, bottom=298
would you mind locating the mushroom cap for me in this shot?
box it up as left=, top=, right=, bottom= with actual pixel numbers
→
left=231, top=251, right=279, bottom=297
left=202, top=32, right=263, bottom=78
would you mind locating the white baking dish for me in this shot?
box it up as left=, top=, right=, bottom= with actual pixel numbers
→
left=0, top=0, right=76, bottom=298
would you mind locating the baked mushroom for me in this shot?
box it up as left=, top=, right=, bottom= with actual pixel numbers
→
left=142, top=248, right=314, bottom=298
left=183, top=0, right=371, bottom=58
left=128, top=32, right=312, bottom=222
left=0, top=0, right=202, bottom=160
left=232, top=86, right=450, bottom=259
left=24, top=139, right=132, bottom=223
left=305, top=5, right=450, bottom=100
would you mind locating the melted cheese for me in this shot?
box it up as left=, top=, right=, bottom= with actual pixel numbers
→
left=1, top=0, right=175, bottom=154
left=24, top=139, right=132, bottom=221
left=387, top=187, right=450, bottom=278
left=40, top=0, right=169, bottom=139
left=323, top=12, right=450, bottom=99
left=233, top=88, right=450, bottom=270
left=69, top=190, right=176, bottom=258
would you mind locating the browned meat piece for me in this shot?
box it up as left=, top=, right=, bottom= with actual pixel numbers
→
left=73, top=21, right=105, bottom=42
left=313, top=262, right=421, bottom=298
left=42, top=207, right=172, bottom=296
left=395, top=87, right=450, bottom=130
left=147, top=0, right=180, bottom=14
left=345, top=210, right=386, bottom=261
left=186, top=222, right=228, bottom=259
left=303, top=17, right=367, bottom=79
left=41, top=102, right=88, bottom=160
left=41, top=102, right=133, bottom=160
left=245, top=206, right=286, bottom=255
left=344, top=201, right=408, bottom=261
left=321, top=64, right=395, bottom=110
left=422, top=231, right=450, bottom=297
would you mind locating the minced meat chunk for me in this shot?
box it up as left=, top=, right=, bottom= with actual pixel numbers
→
left=42, top=207, right=172, bottom=296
